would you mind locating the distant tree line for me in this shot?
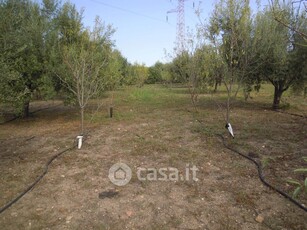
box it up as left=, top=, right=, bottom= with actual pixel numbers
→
left=0, top=0, right=306, bottom=119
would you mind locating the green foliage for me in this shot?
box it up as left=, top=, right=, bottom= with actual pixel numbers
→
left=0, top=0, right=83, bottom=116
left=129, top=87, right=155, bottom=102
left=207, top=0, right=253, bottom=121
left=124, top=63, right=148, bottom=87
left=0, top=57, right=30, bottom=115
left=195, top=44, right=223, bottom=92
left=0, top=0, right=126, bottom=119
left=286, top=157, right=307, bottom=198
left=209, top=0, right=252, bottom=71
left=37, top=74, right=57, bottom=100
left=168, top=52, right=190, bottom=83
left=56, top=17, right=115, bottom=133
left=0, top=0, right=46, bottom=116
left=165, top=0, right=306, bottom=111
left=146, top=62, right=164, bottom=84
left=253, top=1, right=307, bottom=109
left=104, top=50, right=129, bottom=90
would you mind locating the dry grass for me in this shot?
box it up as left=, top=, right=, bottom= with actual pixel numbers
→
left=0, top=84, right=306, bottom=229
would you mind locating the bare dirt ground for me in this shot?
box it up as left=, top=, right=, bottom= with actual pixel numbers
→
left=0, top=85, right=306, bottom=229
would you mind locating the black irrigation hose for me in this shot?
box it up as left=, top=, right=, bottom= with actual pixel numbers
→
left=274, top=109, right=306, bottom=119
left=0, top=144, right=76, bottom=214
left=217, top=133, right=307, bottom=212
left=0, top=135, right=35, bottom=143
left=196, top=120, right=307, bottom=213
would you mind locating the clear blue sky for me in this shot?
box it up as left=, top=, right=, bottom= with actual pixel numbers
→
left=69, top=0, right=265, bottom=66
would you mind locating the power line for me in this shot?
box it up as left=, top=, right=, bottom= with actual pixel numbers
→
left=89, top=0, right=172, bottom=25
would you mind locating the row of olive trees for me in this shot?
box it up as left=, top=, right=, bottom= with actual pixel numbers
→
left=0, top=0, right=130, bottom=120
left=167, top=0, right=306, bottom=112
left=0, top=0, right=167, bottom=135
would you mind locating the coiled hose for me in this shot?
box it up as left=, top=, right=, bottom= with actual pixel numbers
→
left=197, top=119, right=307, bottom=212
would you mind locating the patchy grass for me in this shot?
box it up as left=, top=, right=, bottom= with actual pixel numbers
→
left=0, top=84, right=306, bottom=229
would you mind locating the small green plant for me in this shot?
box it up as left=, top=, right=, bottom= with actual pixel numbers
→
left=286, top=157, right=307, bottom=198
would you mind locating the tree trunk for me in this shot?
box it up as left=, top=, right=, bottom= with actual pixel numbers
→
left=109, top=106, right=113, bottom=118
left=21, top=101, right=30, bottom=118
left=273, top=86, right=283, bottom=110
left=80, top=107, right=84, bottom=135
left=214, top=81, right=218, bottom=92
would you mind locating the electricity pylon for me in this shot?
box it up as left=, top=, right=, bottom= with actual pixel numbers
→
left=167, top=0, right=187, bottom=53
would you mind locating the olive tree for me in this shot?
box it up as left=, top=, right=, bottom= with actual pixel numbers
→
left=207, top=0, right=252, bottom=122
left=57, top=18, right=114, bottom=134
left=254, top=1, right=307, bottom=109
left=0, top=0, right=54, bottom=117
